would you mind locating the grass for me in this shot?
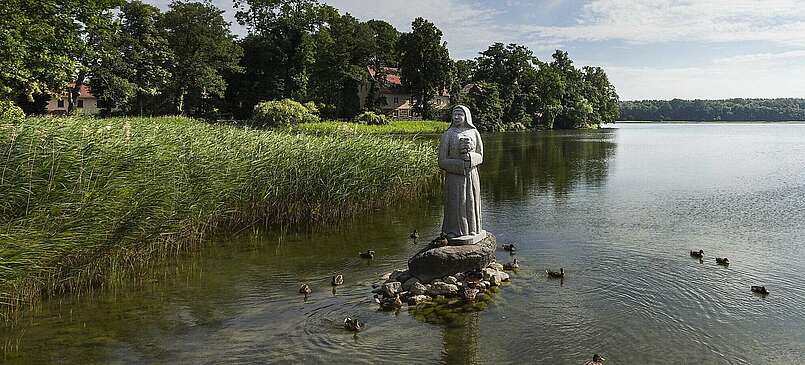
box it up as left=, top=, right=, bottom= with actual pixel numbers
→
left=0, top=116, right=440, bottom=315
left=293, top=120, right=449, bottom=135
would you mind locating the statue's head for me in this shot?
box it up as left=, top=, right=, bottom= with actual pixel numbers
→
left=451, top=105, right=475, bottom=129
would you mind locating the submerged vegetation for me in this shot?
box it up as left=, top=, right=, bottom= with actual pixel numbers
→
left=0, top=116, right=439, bottom=314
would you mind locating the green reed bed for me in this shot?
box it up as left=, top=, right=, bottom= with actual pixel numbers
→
left=0, top=116, right=439, bottom=313
left=294, top=120, right=449, bottom=135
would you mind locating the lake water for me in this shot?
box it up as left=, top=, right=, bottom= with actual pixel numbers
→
left=3, top=123, right=805, bottom=364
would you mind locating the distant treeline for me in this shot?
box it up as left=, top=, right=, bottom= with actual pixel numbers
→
left=2, top=0, right=619, bottom=130
left=619, top=99, right=805, bottom=121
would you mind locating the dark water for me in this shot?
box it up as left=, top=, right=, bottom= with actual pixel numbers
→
left=3, top=123, right=805, bottom=364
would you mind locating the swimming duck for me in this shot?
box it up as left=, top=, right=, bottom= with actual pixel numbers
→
left=331, top=274, right=344, bottom=286
left=690, top=249, right=704, bottom=258
left=359, top=250, right=375, bottom=259
left=375, top=294, right=403, bottom=310
left=546, top=268, right=564, bottom=278
left=715, top=257, right=730, bottom=266
left=583, top=353, right=606, bottom=365
left=344, top=317, right=364, bottom=332
left=503, top=258, right=519, bottom=270
left=409, top=230, right=419, bottom=240
left=299, top=283, right=312, bottom=295
left=502, top=243, right=516, bottom=252
left=751, top=286, right=769, bottom=295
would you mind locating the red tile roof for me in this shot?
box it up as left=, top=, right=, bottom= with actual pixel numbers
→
left=368, top=67, right=402, bottom=86
left=65, top=83, right=96, bottom=98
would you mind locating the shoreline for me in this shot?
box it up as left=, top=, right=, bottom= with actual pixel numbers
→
left=0, top=116, right=440, bottom=317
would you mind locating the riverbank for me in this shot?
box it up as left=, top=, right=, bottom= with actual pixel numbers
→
left=0, top=116, right=440, bottom=315
left=292, top=120, right=449, bottom=135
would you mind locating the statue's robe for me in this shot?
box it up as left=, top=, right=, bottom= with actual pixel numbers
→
left=438, top=126, right=483, bottom=238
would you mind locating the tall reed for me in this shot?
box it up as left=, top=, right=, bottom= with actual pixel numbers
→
left=0, top=116, right=439, bottom=313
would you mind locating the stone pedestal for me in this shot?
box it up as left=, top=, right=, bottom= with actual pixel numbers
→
left=408, top=233, right=496, bottom=282
left=447, top=230, right=488, bottom=245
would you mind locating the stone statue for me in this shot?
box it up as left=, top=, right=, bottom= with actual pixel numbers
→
left=439, top=105, right=487, bottom=245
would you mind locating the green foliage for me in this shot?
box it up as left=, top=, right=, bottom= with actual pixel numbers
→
left=353, top=111, right=390, bottom=125
left=0, top=0, right=121, bottom=103
left=0, top=100, right=25, bottom=122
left=162, top=1, right=243, bottom=117
left=454, top=83, right=506, bottom=132
left=92, top=1, right=173, bottom=116
left=399, top=18, right=453, bottom=120
left=619, top=99, right=805, bottom=121
left=252, top=99, right=321, bottom=127
left=0, top=116, right=439, bottom=308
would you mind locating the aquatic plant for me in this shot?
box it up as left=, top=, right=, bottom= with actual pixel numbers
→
left=0, top=116, right=439, bottom=315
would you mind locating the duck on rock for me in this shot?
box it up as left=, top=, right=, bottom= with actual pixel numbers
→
left=375, top=294, right=403, bottom=310
left=690, top=249, right=704, bottom=258
left=359, top=250, right=375, bottom=259
left=546, top=268, right=565, bottom=278
left=715, top=257, right=730, bottom=266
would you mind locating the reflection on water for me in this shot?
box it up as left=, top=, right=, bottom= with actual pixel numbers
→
left=3, top=123, right=805, bottom=364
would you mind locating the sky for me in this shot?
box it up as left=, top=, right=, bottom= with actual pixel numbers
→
left=145, top=0, right=805, bottom=101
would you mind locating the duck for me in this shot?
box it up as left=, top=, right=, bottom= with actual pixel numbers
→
left=331, top=274, right=344, bottom=286
left=343, top=317, right=364, bottom=332
left=359, top=250, right=375, bottom=259
left=690, top=249, right=704, bottom=258
left=546, top=268, right=564, bottom=278
left=502, top=243, right=516, bottom=252
left=583, top=353, right=606, bottom=365
left=375, top=294, right=403, bottom=310
left=429, top=233, right=448, bottom=247
left=715, top=257, right=730, bottom=266
left=409, top=229, right=419, bottom=240
left=299, top=283, right=312, bottom=295
left=503, top=258, right=520, bottom=270
left=751, top=286, right=769, bottom=296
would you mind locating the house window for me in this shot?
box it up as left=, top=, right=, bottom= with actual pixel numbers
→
left=77, top=100, right=84, bottom=108
left=401, top=109, right=409, bottom=117
left=393, top=110, right=399, bottom=117
left=394, top=96, right=399, bottom=104
left=57, top=99, right=64, bottom=108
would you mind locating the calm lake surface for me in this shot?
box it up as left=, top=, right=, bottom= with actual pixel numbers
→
left=3, top=123, right=805, bottom=364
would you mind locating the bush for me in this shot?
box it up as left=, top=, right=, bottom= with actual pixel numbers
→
left=303, top=101, right=320, bottom=116
left=354, top=111, right=390, bottom=126
left=252, top=99, right=320, bottom=128
left=1, top=100, right=25, bottom=122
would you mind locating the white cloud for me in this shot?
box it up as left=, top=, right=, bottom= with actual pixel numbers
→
left=608, top=50, right=805, bottom=100
left=322, top=0, right=511, bottom=59
left=522, top=0, right=805, bottom=46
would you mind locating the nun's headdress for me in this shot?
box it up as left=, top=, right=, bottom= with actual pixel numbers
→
left=451, top=105, right=476, bottom=129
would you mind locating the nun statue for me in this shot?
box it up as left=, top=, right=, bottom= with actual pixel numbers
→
left=439, top=105, right=487, bottom=245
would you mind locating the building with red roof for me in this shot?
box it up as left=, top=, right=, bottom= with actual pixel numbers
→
left=359, top=67, right=450, bottom=119
left=47, top=83, right=99, bottom=115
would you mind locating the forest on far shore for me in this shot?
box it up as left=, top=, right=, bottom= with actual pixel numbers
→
left=619, top=99, right=805, bottom=121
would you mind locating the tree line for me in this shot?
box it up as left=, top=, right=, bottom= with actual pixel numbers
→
left=2, top=0, right=620, bottom=129
left=619, top=99, right=805, bottom=121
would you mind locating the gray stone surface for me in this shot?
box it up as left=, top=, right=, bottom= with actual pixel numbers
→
left=410, top=282, right=427, bottom=296
left=408, top=233, right=496, bottom=282
left=439, top=105, right=484, bottom=242
left=428, top=282, right=459, bottom=296
left=402, top=277, right=420, bottom=292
